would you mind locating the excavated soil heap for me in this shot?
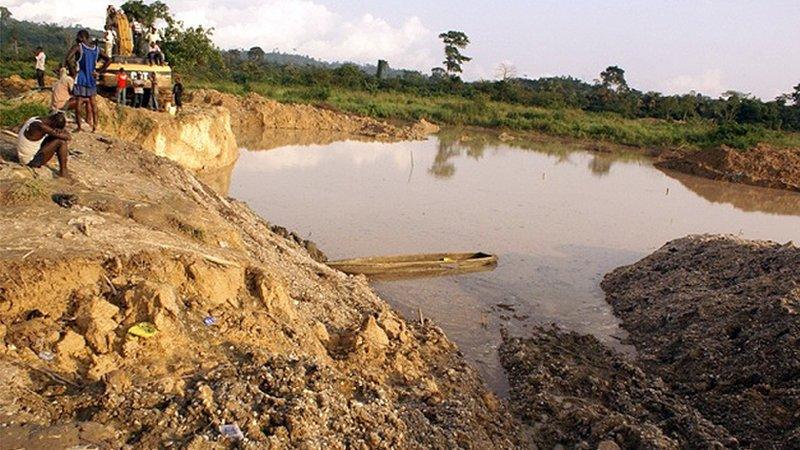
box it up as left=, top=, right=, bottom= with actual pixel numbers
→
left=657, top=146, right=800, bottom=193
left=0, top=132, right=521, bottom=449
left=602, top=235, right=800, bottom=448
left=500, top=327, right=736, bottom=449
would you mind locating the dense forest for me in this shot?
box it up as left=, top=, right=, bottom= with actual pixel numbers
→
left=2, top=2, right=799, bottom=139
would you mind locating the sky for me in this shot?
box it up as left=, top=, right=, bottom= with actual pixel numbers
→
left=5, top=0, right=799, bottom=99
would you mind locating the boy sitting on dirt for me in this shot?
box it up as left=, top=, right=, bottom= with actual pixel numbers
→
left=16, top=112, right=72, bottom=178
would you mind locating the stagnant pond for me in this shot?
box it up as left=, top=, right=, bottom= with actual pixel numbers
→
left=221, top=129, right=800, bottom=394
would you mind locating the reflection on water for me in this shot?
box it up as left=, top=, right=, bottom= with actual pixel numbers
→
left=228, top=129, right=800, bottom=394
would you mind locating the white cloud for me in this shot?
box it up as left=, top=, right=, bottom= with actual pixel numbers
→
left=5, top=0, right=438, bottom=71
left=664, top=69, right=726, bottom=97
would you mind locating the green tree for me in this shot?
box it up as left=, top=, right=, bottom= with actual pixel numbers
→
left=439, top=31, right=471, bottom=75
left=248, top=46, right=265, bottom=61
left=599, top=66, right=628, bottom=92
left=120, top=0, right=173, bottom=27
left=162, top=25, right=223, bottom=73
left=791, top=83, right=800, bottom=106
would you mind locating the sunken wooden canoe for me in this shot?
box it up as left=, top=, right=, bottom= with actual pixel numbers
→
left=328, top=252, right=498, bottom=278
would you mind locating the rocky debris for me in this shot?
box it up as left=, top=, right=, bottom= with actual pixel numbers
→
left=75, top=296, right=120, bottom=354
left=0, top=74, right=54, bottom=97
left=602, top=235, right=800, bottom=448
left=270, top=224, right=328, bottom=262
left=656, top=145, right=800, bottom=193
left=500, top=326, right=736, bottom=449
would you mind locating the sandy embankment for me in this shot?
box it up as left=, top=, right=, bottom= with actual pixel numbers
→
left=0, top=130, right=521, bottom=448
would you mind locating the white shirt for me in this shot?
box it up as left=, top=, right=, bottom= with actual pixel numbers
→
left=17, top=117, right=45, bottom=164
left=35, top=52, right=46, bottom=71
left=147, top=30, right=159, bottom=45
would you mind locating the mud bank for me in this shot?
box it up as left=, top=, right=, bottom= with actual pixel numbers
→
left=500, top=327, right=735, bottom=449
left=656, top=145, right=800, bottom=193
left=603, top=235, right=800, bottom=448
left=499, top=235, right=800, bottom=449
left=187, top=89, right=439, bottom=150
left=0, top=133, right=521, bottom=448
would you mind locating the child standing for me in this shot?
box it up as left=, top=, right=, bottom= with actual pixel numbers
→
left=132, top=73, right=145, bottom=108
left=115, top=68, right=128, bottom=106
left=148, top=72, right=159, bottom=111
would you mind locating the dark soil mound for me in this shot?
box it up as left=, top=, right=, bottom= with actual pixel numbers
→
left=500, top=327, right=735, bottom=449
left=602, top=235, right=800, bottom=448
left=656, top=146, right=800, bottom=193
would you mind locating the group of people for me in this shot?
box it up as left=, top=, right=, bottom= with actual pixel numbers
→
left=103, top=5, right=164, bottom=66
left=114, top=69, right=181, bottom=111
left=17, top=26, right=184, bottom=178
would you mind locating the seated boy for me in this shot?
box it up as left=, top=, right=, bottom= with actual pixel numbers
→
left=147, top=42, right=164, bottom=66
left=17, top=112, right=72, bottom=178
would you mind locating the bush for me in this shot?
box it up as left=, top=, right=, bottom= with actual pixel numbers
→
left=0, top=102, right=49, bottom=127
left=702, top=123, right=768, bottom=149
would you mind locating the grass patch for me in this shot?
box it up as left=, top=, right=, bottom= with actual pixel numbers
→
left=1, top=179, right=49, bottom=205
left=169, top=216, right=207, bottom=242
left=186, top=79, right=800, bottom=151
left=0, top=101, right=49, bottom=127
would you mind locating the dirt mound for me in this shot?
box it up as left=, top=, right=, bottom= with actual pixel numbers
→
left=0, top=132, right=523, bottom=448
left=0, top=74, right=59, bottom=98
left=602, top=235, right=800, bottom=448
left=656, top=146, right=800, bottom=192
left=187, top=89, right=439, bottom=149
left=500, top=327, right=736, bottom=449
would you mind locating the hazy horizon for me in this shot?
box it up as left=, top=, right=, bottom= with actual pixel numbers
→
left=5, top=0, right=799, bottom=100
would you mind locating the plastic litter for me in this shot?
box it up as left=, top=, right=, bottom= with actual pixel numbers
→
left=219, top=423, right=244, bottom=440
left=203, top=316, right=217, bottom=326
left=127, top=322, right=158, bottom=338
left=38, top=350, right=55, bottom=362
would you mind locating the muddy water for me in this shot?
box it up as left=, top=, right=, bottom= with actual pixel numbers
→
left=226, top=130, right=800, bottom=394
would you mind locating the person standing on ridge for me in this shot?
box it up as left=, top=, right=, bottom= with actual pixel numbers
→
left=131, top=17, right=144, bottom=55
left=172, top=75, right=184, bottom=113
left=66, top=30, right=111, bottom=133
left=132, top=73, right=145, bottom=108
left=104, top=27, right=116, bottom=57
left=34, top=47, right=46, bottom=90
left=116, top=68, right=128, bottom=106
left=148, top=72, right=159, bottom=111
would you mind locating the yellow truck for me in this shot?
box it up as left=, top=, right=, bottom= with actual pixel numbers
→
left=95, top=10, right=173, bottom=106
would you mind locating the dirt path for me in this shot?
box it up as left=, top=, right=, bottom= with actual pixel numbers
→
left=0, top=132, right=523, bottom=448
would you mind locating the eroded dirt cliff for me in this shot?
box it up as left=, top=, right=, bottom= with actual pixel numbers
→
left=187, top=89, right=439, bottom=150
